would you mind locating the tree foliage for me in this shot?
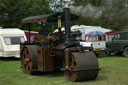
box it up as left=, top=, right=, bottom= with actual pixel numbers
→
left=49, top=0, right=71, bottom=12
left=73, top=0, right=103, bottom=6
left=0, top=0, right=52, bottom=28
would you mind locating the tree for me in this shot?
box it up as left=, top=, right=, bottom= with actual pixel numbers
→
left=0, top=0, right=52, bottom=28
left=49, top=0, right=71, bottom=12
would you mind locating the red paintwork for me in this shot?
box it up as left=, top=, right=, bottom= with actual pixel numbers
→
left=24, top=31, right=38, bottom=43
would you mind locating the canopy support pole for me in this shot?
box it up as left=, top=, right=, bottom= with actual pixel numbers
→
left=28, top=24, right=31, bottom=44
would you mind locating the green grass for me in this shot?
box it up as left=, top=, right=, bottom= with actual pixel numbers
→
left=0, top=56, right=128, bottom=85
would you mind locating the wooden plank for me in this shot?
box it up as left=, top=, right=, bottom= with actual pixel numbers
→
left=44, top=48, right=54, bottom=71
left=37, top=48, right=43, bottom=71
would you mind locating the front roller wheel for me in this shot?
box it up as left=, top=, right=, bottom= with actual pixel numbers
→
left=65, top=55, right=78, bottom=81
left=65, top=52, right=99, bottom=82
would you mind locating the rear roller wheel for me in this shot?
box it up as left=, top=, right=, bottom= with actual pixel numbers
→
left=21, top=47, right=32, bottom=74
left=65, top=52, right=99, bottom=82
left=21, top=45, right=38, bottom=74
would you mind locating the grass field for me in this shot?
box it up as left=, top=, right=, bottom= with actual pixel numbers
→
left=0, top=56, right=128, bottom=85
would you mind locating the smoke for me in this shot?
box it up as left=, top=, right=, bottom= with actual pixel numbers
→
left=70, top=4, right=105, bottom=18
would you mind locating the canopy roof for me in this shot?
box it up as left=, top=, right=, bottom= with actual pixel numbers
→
left=22, top=12, right=78, bottom=24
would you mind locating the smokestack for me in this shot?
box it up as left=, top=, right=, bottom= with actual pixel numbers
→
left=63, top=8, right=71, bottom=35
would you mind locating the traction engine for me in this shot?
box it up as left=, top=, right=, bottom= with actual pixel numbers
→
left=20, top=8, right=100, bottom=82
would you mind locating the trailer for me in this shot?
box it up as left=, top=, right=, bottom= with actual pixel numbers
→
left=0, top=29, right=27, bottom=58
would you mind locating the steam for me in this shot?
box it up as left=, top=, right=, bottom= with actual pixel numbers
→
left=70, top=4, right=104, bottom=18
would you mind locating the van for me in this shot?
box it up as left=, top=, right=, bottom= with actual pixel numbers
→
left=0, top=28, right=27, bottom=58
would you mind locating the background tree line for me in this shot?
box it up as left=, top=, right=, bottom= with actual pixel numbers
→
left=0, top=0, right=128, bottom=32
left=72, top=0, right=128, bottom=30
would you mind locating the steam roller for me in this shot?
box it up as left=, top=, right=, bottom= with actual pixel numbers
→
left=20, top=8, right=100, bottom=82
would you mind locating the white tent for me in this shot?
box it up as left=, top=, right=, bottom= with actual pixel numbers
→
left=71, top=25, right=112, bottom=34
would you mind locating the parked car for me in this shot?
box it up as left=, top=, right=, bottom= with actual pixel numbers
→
left=105, top=29, right=128, bottom=57
left=0, top=28, right=27, bottom=58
